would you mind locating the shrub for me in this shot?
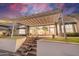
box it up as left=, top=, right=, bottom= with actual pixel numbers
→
left=66, top=32, right=79, bottom=37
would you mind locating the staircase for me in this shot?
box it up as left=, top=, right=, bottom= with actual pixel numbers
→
left=16, top=36, right=38, bottom=56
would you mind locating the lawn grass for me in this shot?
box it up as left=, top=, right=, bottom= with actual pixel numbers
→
left=48, top=37, right=79, bottom=43
left=0, top=36, right=26, bottom=39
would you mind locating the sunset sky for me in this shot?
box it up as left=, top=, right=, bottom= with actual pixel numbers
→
left=0, top=3, right=79, bottom=18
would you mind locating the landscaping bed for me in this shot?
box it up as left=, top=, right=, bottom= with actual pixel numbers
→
left=48, top=37, right=79, bottom=43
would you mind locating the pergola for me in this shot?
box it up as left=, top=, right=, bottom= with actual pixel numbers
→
left=15, top=9, right=60, bottom=26
left=0, top=9, right=79, bottom=37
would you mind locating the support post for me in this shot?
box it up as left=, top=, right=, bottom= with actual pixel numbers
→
left=26, top=26, right=29, bottom=36
left=76, top=22, right=79, bottom=33
left=72, top=24, right=76, bottom=33
left=59, top=23, right=62, bottom=36
left=11, top=24, right=15, bottom=38
left=55, top=23, right=58, bottom=35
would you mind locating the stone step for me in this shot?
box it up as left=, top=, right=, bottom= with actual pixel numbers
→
left=23, top=43, right=37, bottom=47
left=28, top=51, right=36, bottom=55
left=17, top=48, right=26, bottom=53
left=16, top=37, right=37, bottom=56
left=27, top=53, right=36, bottom=56
left=31, top=46, right=36, bottom=49
left=30, top=49, right=36, bottom=52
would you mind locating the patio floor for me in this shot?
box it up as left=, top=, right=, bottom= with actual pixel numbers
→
left=37, top=39, right=79, bottom=56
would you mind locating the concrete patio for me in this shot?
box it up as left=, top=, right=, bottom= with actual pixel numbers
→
left=37, top=39, right=79, bottom=56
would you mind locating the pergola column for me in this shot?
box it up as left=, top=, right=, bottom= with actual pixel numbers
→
left=14, top=24, right=19, bottom=36
left=11, top=24, right=15, bottom=38
left=63, top=23, right=66, bottom=37
left=55, top=23, right=58, bottom=35
left=26, top=26, right=29, bottom=36
left=72, top=24, right=76, bottom=33
left=58, top=23, right=62, bottom=36
left=76, top=22, right=79, bottom=33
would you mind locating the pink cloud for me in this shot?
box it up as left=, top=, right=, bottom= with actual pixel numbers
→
left=9, top=3, right=54, bottom=15
left=9, top=3, right=29, bottom=15
left=30, top=3, right=52, bottom=14
left=9, top=3, right=27, bottom=11
left=19, top=5, right=28, bottom=13
left=56, top=3, right=64, bottom=9
left=33, top=3, right=51, bottom=11
left=9, top=3, right=17, bottom=10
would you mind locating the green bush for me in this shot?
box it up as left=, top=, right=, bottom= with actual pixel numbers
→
left=66, top=32, right=79, bottom=37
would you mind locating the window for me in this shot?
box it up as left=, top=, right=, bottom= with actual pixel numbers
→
left=65, top=24, right=73, bottom=33
left=19, top=25, right=26, bottom=35
left=19, top=29, right=26, bottom=34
